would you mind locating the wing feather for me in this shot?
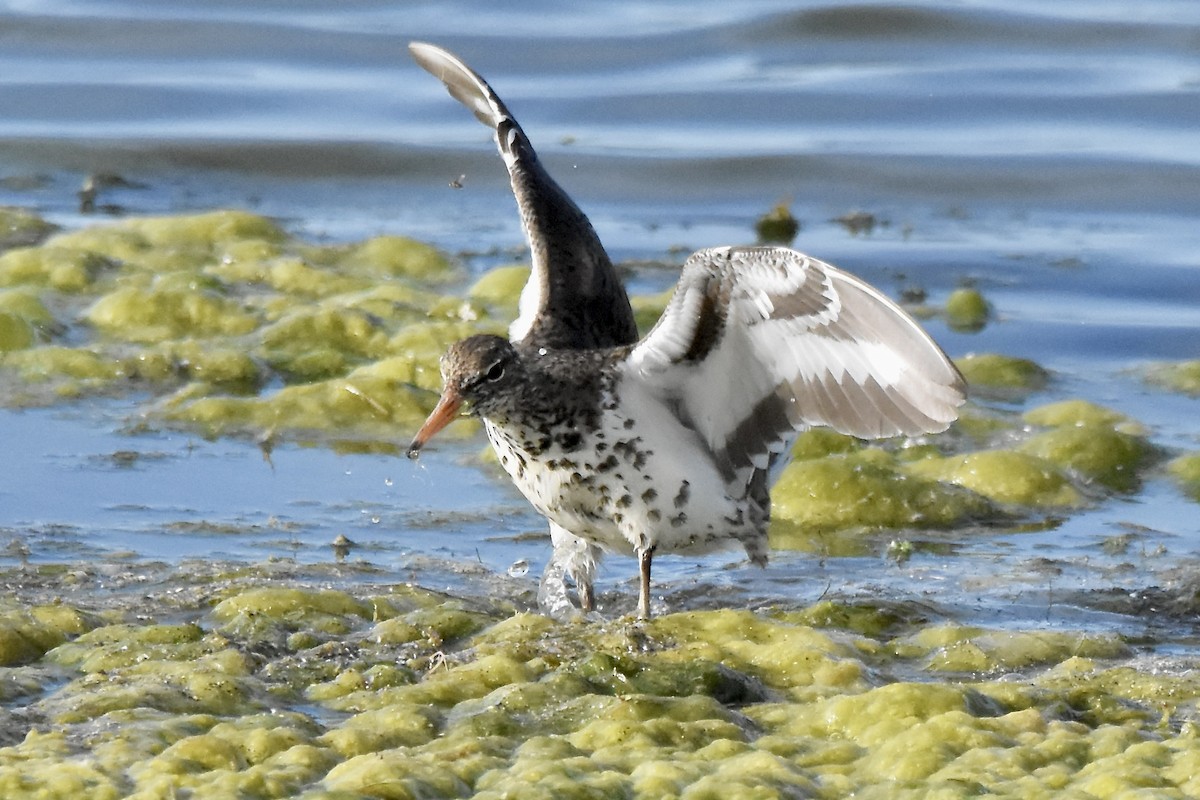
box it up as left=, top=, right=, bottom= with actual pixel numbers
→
left=623, top=245, right=966, bottom=489
left=409, top=42, right=637, bottom=350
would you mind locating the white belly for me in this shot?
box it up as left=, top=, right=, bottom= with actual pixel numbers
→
left=484, top=379, right=766, bottom=561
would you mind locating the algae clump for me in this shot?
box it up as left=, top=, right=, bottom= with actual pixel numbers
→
left=1019, top=425, right=1151, bottom=493
left=0, top=310, right=34, bottom=352
left=1017, top=400, right=1154, bottom=492
left=955, top=352, right=1049, bottom=393
left=944, top=287, right=990, bottom=332
left=84, top=284, right=260, bottom=343
left=1168, top=453, right=1200, bottom=502
left=333, top=234, right=456, bottom=282
left=468, top=264, right=529, bottom=312
left=0, top=206, right=57, bottom=248
left=770, top=450, right=990, bottom=544
left=754, top=201, right=800, bottom=244
left=905, top=450, right=1084, bottom=507
left=3, top=592, right=1200, bottom=799
left=1146, top=359, right=1200, bottom=396
left=0, top=208, right=467, bottom=446
left=1023, top=398, right=1138, bottom=431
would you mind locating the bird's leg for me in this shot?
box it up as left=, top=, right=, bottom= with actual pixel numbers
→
left=537, top=549, right=575, bottom=620
left=544, top=523, right=600, bottom=616
left=579, top=579, right=595, bottom=612
left=637, top=545, right=656, bottom=619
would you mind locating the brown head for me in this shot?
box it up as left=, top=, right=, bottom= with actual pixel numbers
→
left=407, top=334, right=524, bottom=458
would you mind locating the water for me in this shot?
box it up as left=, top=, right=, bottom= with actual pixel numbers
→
left=0, top=1, right=1198, bottom=628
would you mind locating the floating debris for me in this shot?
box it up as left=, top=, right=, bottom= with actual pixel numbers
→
left=754, top=201, right=800, bottom=244
left=331, top=534, right=356, bottom=562
left=833, top=209, right=879, bottom=235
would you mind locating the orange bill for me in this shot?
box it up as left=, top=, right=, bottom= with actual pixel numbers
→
left=407, top=388, right=464, bottom=459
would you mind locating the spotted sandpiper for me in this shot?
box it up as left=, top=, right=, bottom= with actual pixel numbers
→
left=406, top=45, right=966, bottom=619
left=409, top=41, right=639, bottom=615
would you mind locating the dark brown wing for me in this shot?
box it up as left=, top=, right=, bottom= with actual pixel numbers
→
left=409, top=42, right=637, bottom=350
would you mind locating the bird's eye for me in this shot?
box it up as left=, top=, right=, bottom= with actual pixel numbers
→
left=485, top=362, right=505, bottom=382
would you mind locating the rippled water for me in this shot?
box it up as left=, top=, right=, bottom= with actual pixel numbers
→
left=1, top=2, right=1198, bottom=627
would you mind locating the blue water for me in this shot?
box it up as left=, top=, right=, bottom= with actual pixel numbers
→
left=0, top=1, right=1197, bottom=628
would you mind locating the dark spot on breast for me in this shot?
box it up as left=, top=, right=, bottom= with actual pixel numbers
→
left=623, top=418, right=636, bottom=429
left=641, top=488, right=658, bottom=503
left=596, top=455, right=619, bottom=473
left=616, top=494, right=633, bottom=509
left=674, top=480, right=691, bottom=509
left=670, top=512, right=688, bottom=528
left=557, top=431, right=582, bottom=452
left=647, top=509, right=661, bottom=522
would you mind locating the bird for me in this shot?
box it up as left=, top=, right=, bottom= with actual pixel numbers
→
left=409, top=41, right=639, bottom=615
left=406, top=44, right=967, bottom=619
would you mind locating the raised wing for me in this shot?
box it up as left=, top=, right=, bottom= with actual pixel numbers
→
left=623, top=246, right=966, bottom=486
left=408, top=42, right=638, bottom=350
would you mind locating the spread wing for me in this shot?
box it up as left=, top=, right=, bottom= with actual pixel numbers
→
left=408, top=42, right=638, bottom=350
left=623, top=245, right=966, bottom=487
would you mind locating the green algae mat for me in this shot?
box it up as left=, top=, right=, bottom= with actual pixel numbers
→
left=2, top=208, right=1200, bottom=798
left=3, top=571, right=1200, bottom=799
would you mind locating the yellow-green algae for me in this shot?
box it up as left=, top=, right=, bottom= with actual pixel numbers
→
left=0, top=205, right=57, bottom=248
left=3, top=586, right=1200, bottom=799
left=1168, top=453, right=1200, bottom=502
left=1018, top=422, right=1151, bottom=494
left=955, top=352, right=1050, bottom=393
left=943, top=287, right=990, bottom=333
left=770, top=449, right=993, bottom=550
left=905, top=449, right=1084, bottom=508
left=0, top=288, right=56, bottom=350
left=0, top=209, right=477, bottom=443
left=1145, top=359, right=1200, bottom=396
left=897, top=399, right=1156, bottom=508
left=754, top=201, right=800, bottom=244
